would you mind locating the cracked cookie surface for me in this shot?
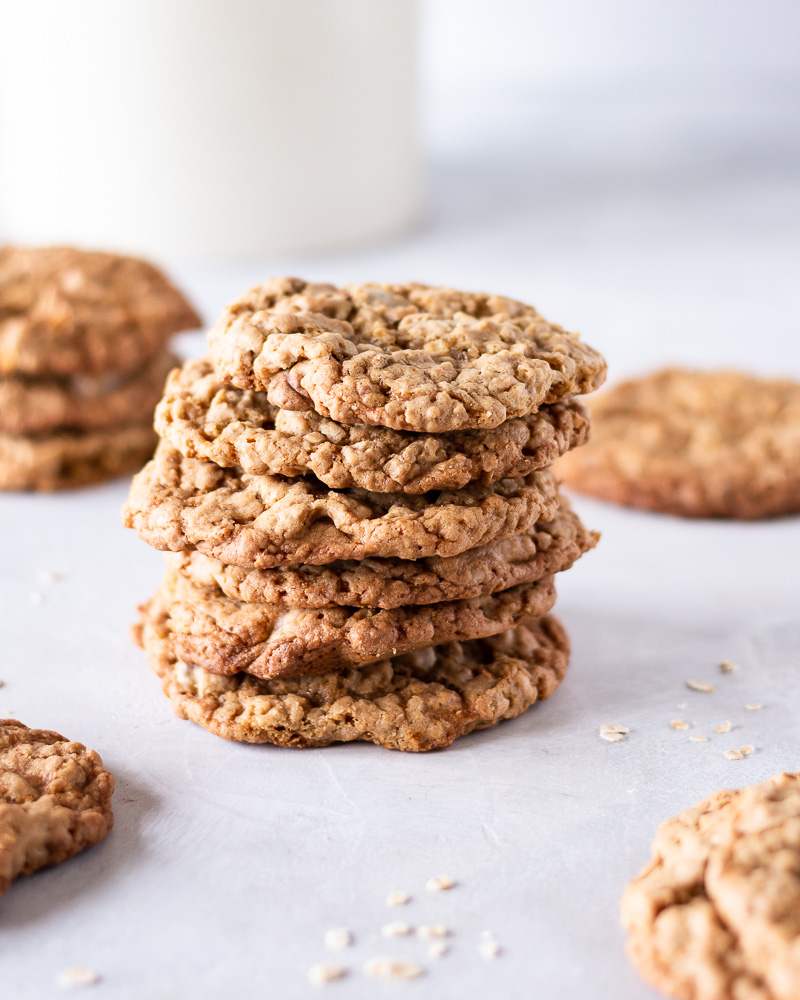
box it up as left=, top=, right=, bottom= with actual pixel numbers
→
left=0, top=246, right=200, bottom=377
left=559, top=369, right=800, bottom=519
left=154, top=562, right=557, bottom=678
left=621, top=772, right=800, bottom=1000
left=136, top=597, right=570, bottom=752
left=123, top=442, right=560, bottom=567
left=175, top=499, right=597, bottom=608
left=0, top=719, right=114, bottom=896
left=209, top=277, right=606, bottom=432
left=156, top=358, right=590, bottom=492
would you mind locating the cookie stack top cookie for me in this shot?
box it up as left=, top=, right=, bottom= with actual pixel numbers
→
left=0, top=246, right=200, bottom=490
left=126, top=278, right=606, bottom=751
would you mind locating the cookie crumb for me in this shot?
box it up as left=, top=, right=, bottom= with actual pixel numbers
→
left=670, top=719, right=689, bottom=730
left=308, top=963, right=348, bottom=985
left=720, top=660, right=737, bottom=673
left=478, top=940, right=503, bottom=960
left=382, top=921, right=412, bottom=938
left=364, top=958, right=424, bottom=980
left=428, top=941, right=449, bottom=959
left=715, top=721, right=731, bottom=734
left=688, top=734, right=707, bottom=742
left=686, top=680, right=715, bottom=693
left=418, top=924, right=449, bottom=939
left=55, top=967, right=100, bottom=989
left=324, top=928, right=353, bottom=950
left=745, top=703, right=763, bottom=711
left=740, top=744, right=755, bottom=755
left=723, top=749, right=744, bottom=760
left=386, top=890, right=411, bottom=907
left=426, top=874, right=455, bottom=892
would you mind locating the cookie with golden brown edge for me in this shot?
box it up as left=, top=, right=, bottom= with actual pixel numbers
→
left=156, top=358, right=590, bottom=492
left=559, top=369, right=800, bottom=519
left=621, top=772, right=800, bottom=1000
left=0, top=246, right=200, bottom=377
left=0, top=720, right=114, bottom=896
left=136, top=597, right=571, bottom=752
left=154, top=562, right=556, bottom=678
left=0, top=421, right=157, bottom=491
left=123, top=442, right=560, bottom=567
left=175, top=499, right=597, bottom=609
left=0, top=350, right=178, bottom=435
left=209, top=277, right=606, bottom=433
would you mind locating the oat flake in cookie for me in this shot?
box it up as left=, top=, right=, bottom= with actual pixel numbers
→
left=621, top=772, right=800, bottom=1000
left=137, top=598, right=571, bottom=752
left=0, top=720, right=114, bottom=895
left=559, top=369, right=800, bottom=519
left=209, top=277, right=606, bottom=433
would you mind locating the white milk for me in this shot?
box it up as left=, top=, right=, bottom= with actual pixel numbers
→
left=0, top=0, right=420, bottom=259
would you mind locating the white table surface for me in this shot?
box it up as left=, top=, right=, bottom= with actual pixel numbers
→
left=2, top=98, right=799, bottom=999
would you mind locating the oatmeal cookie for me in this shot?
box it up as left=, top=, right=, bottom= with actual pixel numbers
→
left=123, top=442, right=560, bottom=567
left=0, top=246, right=200, bottom=377
left=0, top=720, right=114, bottom=896
left=209, top=278, right=606, bottom=432
left=559, top=369, right=800, bottom=519
left=136, top=597, right=571, bottom=752
left=156, top=358, right=590, bottom=492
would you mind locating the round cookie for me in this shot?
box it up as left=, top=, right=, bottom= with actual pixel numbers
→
left=0, top=719, right=114, bottom=896
left=123, top=442, right=560, bottom=567
left=154, top=563, right=557, bottom=679
left=175, top=499, right=598, bottom=609
left=209, top=277, right=606, bottom=432
left=621, top=772, right=800, bottom=1000
left=0, top=421, right=158, bottom=491
left=156, top=358, right=591, bottom=492
left=0, top=350, right=179, bottom=435
left=136, top=597, right=571, bottom=752
left=0, top=246, right=200, bottom=377
left=559, top=369, right=800, bottom=519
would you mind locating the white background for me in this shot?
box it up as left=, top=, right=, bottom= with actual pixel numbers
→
left=2, top=1, right=800, bottom=997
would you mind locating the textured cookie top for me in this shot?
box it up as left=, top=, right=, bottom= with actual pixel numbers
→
left=138, top=597, right=570, bottom=752
left=175, top=499, right=597, bottom=608
left=209, top=277, right=606, bottom=432
left=559, top=369, right=800, bottom=519
left=0, top=246, right=200, bottom=377
left=157, top=358, right=590, bottom=492
left=621, top=772, right=800, bottom=1000
left=123, top=442, right=560, bottom=567
left=157, top=561, right=556, bottom=678
left=0, top=719, right=114, bottom=895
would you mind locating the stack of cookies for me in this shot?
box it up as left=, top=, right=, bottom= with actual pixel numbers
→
left=125, top=279, right=607, bottom=751
left=0, top=246, right=199, bottom=490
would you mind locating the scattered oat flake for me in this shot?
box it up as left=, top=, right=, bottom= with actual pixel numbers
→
left=55, top=967, right=100, bottom=988
left=479, top=940, right=503, bottom=960
left=382, top=921, right=412, bottom=938
left=324, top=928, right=353, bottom=950
left=686, top=680, right=715, bottom=693
left=688, top=734, right=707, bottom=742
left=721, top=660, right=737, bottom=673
left=740, top=744, right=755, bottom=755
left=426, top=874, right=455, bottom=892
left=418, top=924, right=449, bottom=939
left=308, top=963, right=348, bottom=985
left=600, top=722, right=629, bottom=734
left=671, top=719, right=689, bottom=730
left=386, top=890, right=411, bottom=907
left=364, top=958, right=424, bottom=980
left=715, top=721, right=731, bottom=734
left=600, top=731, right=625, bottom=743
left=724, top=749, right=744, bottom=760
left=745, top=703, right=763, bottom=711
left=428, top=941, right=449, bottom=959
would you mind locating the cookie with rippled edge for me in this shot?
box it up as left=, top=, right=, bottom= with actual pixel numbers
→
left=0, top=246, right=200, bottom=377
left=0, top=350, right=178, bottom=435
left=136, top=596, right=571, bottom=752
left=0, top=421, right=157, bottom=491
left=156, top=357, right=590, bottom=493
left=175, top=498, right=597, bottom=609
left=123, top=441, right=560, bottom=567
left=154, top=562, right=556, bottom=678
left=209, top=277, right=606, bottom=433
left=559, top=369, right=800, bottom=519
left=0, top=719, right=114, bottom=896
left=621, top=772, right=800, bottom=1000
